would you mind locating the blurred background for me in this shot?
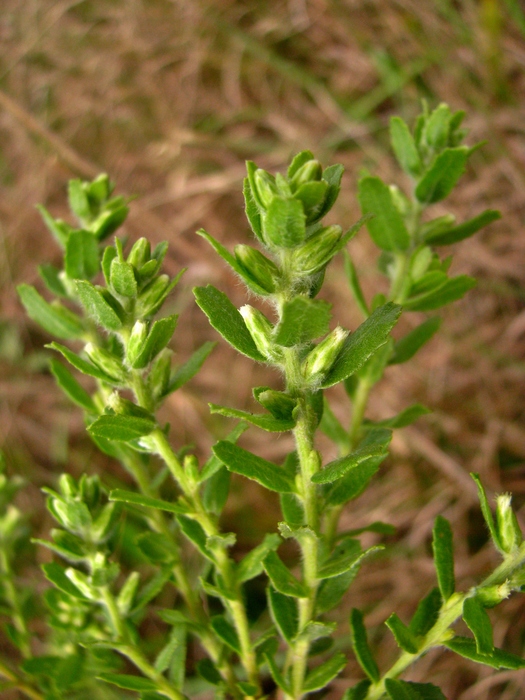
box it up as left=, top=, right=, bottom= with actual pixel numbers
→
left=1, top=1, right=525, bottom=697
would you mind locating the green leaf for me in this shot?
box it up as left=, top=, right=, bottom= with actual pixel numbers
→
left=155, top=625, right=186, bottom=688
left=403, top=275, right=476, bottom=311
left=109, top=259, right=138, bottom=297
left=263, top=196, right=306, bottom=248
left=264, top=650, right=291, bottom=694
left=343, top=251, right=369, bottom=318
left=444, top=636, right=525, bottom=669
left=68, top=179, right=91, bottom=221
left=432, top=516, right=455, bottom=600
left=36, top=205, right=71, bottom=248
left=129, top=315, right=178, bottom=369
left=317, top=538, right=361, bottom=579
left=17, top=285, right=84, bottom=339
left=390, top=317, right=442, bottom=364
left=342, top=680, right=372, bottom=700
left=350, top=608, right=380, bottom=682
left=47, top=342, right=119, bottom=384
left=52, top=498, right=92, bottom=534
left=202, top=466, right=230, bottom=515
left=210, top=615, right=241, bottom=653
left=88, top=414, right=157, bottom=442
left=200, top=422, right=248, bottom=481
left=424, top=209, right=501, bottom=245
left=296, top=621, right=336, bottom=643
left=390, top=116, right=422, bottom=177
left=209, top=404, right=295, bottom=432
left=295, top=181, right=329, bottom=221
left=280, top=492, right=304, bottom=528
left=165, top=341, right=215, bottom=394
left=274, top=297, right=332, bottom=347
left=93, top=205, right=129, bottom=241
left=193, top=285, right=265, bottom=362
left=136, top=532, right=178, bottom=564
left=197, top=229, right=270, bottom=295
left=98, top=673, right=158, bottom=692
left=49, top=359, right=97, bottom=412
left=321, top=302, right=402, bottom=388
left=358, top=176, right=410, bottom=251
left=385, top=613, right=419, bottom=653
left=243, top=177, right=263, bottom=241
left=317, top=568, right=358, bottom=614
left=42, top=562, right=87, bottom=600
left=470, top=473, right=503, bottom=552
left=263, top=551, right=307, bottom=597
left=212, top=441, right=296, bottom=493
left=385, top=679, right=446, bottom=700
left=303, top=653, right=347, bottom=692
left=287, top=150, right=315, bottom=178
left=318, top=163, right=344, bottom=219
left=75, top=280, right=123, bottom=331
left=38, top=264, right=67, bottom=297
left=409, top=588, right=442, bottom=637
left=312, top=430, right=391, bottom=484
left=177, top=515, right=212, bottom=560
left=415, top=147, right=469, bottom=203
left=268, top=587, right=298, bottom=643
left=64, top=230, right=100, bottom=280
left=237, top=533, right=281, bottom=582
left=325, top=455, right=384, bottom=507
left=196, top=658, right=223, bottom=686
left=463, top=596, right=493, bottom=655
left=364, top=405, right=431, bottom=430
left=110, top=489, right=185, bottom=515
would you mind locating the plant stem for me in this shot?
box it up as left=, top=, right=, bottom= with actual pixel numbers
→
left=152, top=429, right=260, bottom=694
left=0, top=660, right=44, bottom=700
left=364, top=543, right=525, bottom=699
left=281, top=347, right=322, bottom=699
left=0, top=547, right=31, bottom=658
left=99, top=586, right=186, bottom=700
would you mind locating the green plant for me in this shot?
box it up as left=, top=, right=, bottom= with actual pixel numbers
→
left=7, top=103, right=525, bottom=700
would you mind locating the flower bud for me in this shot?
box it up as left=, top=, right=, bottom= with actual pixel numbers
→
left=291, top=225, right=342, bottom=276
left=240, top=305, right=276, bottom=360
left=84, top=343, right=127, bottom=383
left=106, top=391, right=155, bottom=420
left=126, top=320, right=149, bottom=367
left=117, top=571, right=140, bottom=615
left=58, top=473, right=78, bottom=498
left=135, top=274, right=171, bottom=317
left=79, top=474, right=101, bottom=511
left=234, top=245, right=279, bottom=294
left=66, top=568, right=98, bottom=601
left=290, top=160, right=322, bottom=189
left=496, top=494, right=522, bottom=553
left=302, top=327, right=348, bottom=382
left=149, top=348, right=173, bottom=400
left=477, top=582, right=511, bottom=608
left=91, top=502, right=120, bottom=544
left=258, top=390, right=297, bottom=418
left=127, top=237, right=151, bottom=269
left=410, top=246, right=433, bottom=281
left=255, top=389, right=297, bottom=420
left=253, top=169, right=278, bottom=208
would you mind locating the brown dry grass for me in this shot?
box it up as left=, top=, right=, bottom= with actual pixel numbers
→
left=1, top=1, right=525, bottom=698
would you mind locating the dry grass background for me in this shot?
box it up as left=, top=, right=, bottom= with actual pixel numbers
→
left=1, top=0, right=525, bottom=698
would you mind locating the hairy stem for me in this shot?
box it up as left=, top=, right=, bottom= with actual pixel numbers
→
left=99, top=587, right=186, bottom=700
left=364, top=543, right=525, bottom=699
left=152, top=429, right=259, bottom=694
